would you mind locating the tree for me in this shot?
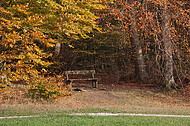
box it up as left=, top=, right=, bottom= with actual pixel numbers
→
left=144, top=0, right=189, bottom=89
left=92, top=0, right=189, bottom=88
left=129, top=0, right=147, bottom=81
left=0, top=3, right=53, bottom=82
left=0, top=0, right=104, bottom=82
left=96, top=0, right=147, bottom=81
left=162, top=0, right=176, bottom=89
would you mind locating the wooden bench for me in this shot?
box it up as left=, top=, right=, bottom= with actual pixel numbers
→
left=65, top=70, right=98, bottom=88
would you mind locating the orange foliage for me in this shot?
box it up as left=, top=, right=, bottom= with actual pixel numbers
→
left=27, top=75, right=72, bottom=102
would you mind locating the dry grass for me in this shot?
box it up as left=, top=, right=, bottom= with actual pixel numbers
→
left=0, top=82, right=190, bottom=116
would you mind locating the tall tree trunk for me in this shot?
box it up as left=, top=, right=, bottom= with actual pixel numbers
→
left=162, top=1, right=176, bottom=89
left=130, top=0, right=147, bottom=81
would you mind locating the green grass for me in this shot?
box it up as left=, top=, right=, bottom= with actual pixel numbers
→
left=1, top=106, right=190, bottom=118
left=0, top=114, right=189, bottom=126
left=0, top=108, right=128, bottom=117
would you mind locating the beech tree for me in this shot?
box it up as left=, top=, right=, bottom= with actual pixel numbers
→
left=145, top=0, right=189, bottom=88
left=0, top=0, right=104, bottom=82
left=98, top=0, right=148, bottom=81
left=129, top=0, right=147, bottom=81
left=162, top=0, right=176, bottom=88
left=93, top=0, right=189, bottom=88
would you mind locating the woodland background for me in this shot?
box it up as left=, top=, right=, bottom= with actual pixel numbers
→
left=0, top=0, right=189, bottom=101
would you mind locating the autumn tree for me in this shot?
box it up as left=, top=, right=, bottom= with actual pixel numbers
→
left=129, top=0, right=147, bottom=81
left=94, top=0, right=148, bottom=81
left=90, top=0, right=189, bottom=88
left=0, top=1, right=54, bottom=82
left=143, top=0, right=189, bottom=88
left=162, top=0, right=176, bottom=88
left=0, top=0, right=104, bottom=81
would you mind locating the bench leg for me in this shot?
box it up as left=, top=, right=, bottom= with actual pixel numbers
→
left=66, top=80, right=72, bottom=90
left=92, top=80, right=97, bottom=88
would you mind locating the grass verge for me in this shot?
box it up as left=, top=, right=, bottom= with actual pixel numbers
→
left=0, top=85, right=189, bottom=117
left=0, top=114, right=189, bottom=126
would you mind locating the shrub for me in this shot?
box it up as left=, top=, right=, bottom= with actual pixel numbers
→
left=27, top=75, right=71, bottom=102
left=0, top=84, right=7, bottom=93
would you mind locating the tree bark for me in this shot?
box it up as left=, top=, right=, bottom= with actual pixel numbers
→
left=55, top=43, right=61, bottom=56
left=162, top=1, right=176, bottom=89
left=130, top=0, right=147, bottom=81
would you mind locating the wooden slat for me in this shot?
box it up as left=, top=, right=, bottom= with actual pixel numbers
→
left=65, top=70, right=98, bottom=88
left=65, top=70, right=95, bottom=75
left=68, top=78, right=98, bottom=81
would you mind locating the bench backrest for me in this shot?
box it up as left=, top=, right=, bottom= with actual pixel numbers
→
left=65, top=70, right=95, bottom=80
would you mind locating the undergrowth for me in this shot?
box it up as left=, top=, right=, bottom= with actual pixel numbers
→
left=27, top=75, right=71, bottom=102
left=0, top=75, right=71, bottom=103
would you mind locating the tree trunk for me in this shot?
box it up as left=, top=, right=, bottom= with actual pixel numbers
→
left=55, top=43, right=61, bottom=56
left=162, top=1, right=176, bottom=89
left=130, top=0, right=147, bottom=81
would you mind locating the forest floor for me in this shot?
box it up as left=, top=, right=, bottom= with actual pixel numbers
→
left=65, top=82, right=190, bottom=114
left=0, top=79, right=190, bottom=116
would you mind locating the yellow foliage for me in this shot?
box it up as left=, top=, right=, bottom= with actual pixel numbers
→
left=0, top=0, right=104, bottom=91
left=27, top=75, right=72, bottom=101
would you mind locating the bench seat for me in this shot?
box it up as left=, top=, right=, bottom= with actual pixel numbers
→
left=68, top=78, right=98, bottom=81
left=65, top=70, right=98, bottom=88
